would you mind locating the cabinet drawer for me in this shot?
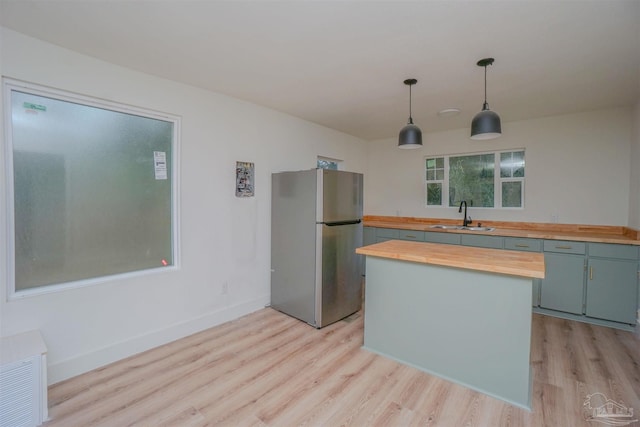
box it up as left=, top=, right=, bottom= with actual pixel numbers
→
left=424, top=232, right=461, bottom=245
left=460, top=234, right=503, bottom=249
left=543, top=240, right=586, bottom=255
left=376, top=228, right=399, bottom=238
left=504, top=238, right=542, bottom=252
left=588, top=243, right=639, bottom=260
left=398, top=230, right=425, bottom=241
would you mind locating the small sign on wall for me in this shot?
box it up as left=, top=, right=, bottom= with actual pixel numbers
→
left=154, top=151, right=167, bottom=180
left=236, top=161, right=254, bottom=197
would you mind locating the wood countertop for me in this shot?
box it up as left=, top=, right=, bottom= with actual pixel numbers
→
left=356, top=240, right=545, bottom=279
left=364, top=216, right=640, bottom=245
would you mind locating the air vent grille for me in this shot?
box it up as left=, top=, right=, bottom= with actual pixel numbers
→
left=0, top=356, right=40, bottom=427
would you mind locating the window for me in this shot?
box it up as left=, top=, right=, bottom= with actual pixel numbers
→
left=425, top=150, right=525, bottom=208
left=4, top=79, right=180, bottom=297
left=499, top=151, right=525, bottom=207
left=425, top=157, right=444, bottom=206
left=317, top=157, right=340, bottom=170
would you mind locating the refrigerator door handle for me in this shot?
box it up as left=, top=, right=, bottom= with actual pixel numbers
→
left=322, top=219, right=362, bottom=227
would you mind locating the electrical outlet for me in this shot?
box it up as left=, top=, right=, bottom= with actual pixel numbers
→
left=222, top=282, right=228, bottom=295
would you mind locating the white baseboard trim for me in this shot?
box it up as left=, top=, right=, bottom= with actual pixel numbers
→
left=48, top=295, right=270, bottom=385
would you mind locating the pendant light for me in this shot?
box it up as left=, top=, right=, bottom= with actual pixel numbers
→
left=398, top=78, right=422, bottom=149
left=471, top=58, right=501, bottom=140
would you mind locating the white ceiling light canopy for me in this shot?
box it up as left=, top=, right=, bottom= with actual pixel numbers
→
left=437, top=108, right=461, bottom=117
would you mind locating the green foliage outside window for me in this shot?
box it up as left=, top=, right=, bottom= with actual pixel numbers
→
left=427, top=183, right=442, bottom=205
left=317, top=159, right=339, bottom=170
left=425, top=150, right=524, bottom=208
left=448, top=154, right=495, bottom=207
left=425, top=157, right=444, bottom=206
left=502, top=181, right=522, bottom=207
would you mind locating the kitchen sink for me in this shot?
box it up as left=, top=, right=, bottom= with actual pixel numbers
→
left=429, top=224, right=495, bottom=232
left=461, top=226, right=495, bottom=232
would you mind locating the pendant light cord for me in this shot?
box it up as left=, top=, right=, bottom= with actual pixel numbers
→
left=483, top=64, right=489, bottom=110
left=408, top=83, right=414, bottom=125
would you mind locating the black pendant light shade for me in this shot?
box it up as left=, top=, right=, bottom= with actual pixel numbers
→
left=471, top=105, right=501, bottom=140
left=398, top=78, right=422, bottom=149
left=471, top=58, right=501, bottom=140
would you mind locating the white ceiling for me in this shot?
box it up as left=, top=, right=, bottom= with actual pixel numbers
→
left=1, top=0, right=639, bottom=141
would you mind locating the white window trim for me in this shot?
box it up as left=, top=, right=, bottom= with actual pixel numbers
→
left=3, top=78, right=181, bottom=300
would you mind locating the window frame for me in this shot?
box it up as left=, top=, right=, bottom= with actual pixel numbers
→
left=3, top=78, right=181, bottom=300
left=498, top=151, right=526, bottom=208
left=424, top=149, right=525, bottom=209
left=317, top=156, right=342, bottom=170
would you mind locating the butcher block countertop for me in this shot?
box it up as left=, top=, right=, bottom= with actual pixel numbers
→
left=356, top=240, right=545, bottom=279
left=364, top=216, right=640, bottom=245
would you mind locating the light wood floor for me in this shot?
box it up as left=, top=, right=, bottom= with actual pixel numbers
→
left=44, top=308, right=640, bottom=427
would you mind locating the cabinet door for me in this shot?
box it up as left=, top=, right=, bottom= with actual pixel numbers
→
left=540, top=253, right=585, bottom=314
left=376, top=228, right=398, bottom=243
left=363, top=227, right=376, bottom=246
left=424, top=232, right=461, bottom=245
left=504, top=237, right=542, bottom=307
left=362, top=227, right=376, bottom=276
left=586, top=258, right=638, bottom=324
left=532, top=279, right=541, bottom=307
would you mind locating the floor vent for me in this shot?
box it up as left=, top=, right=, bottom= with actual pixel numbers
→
left=0, top=331, right=48, bottom=427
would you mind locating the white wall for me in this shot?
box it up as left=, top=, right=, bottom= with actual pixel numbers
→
left=629, top=100, right=640, bottom=229
left=2, top=25, right=637, bottom=385
left=0, top=28, right=367, bottom=384
left=366, top=109, right=633, bottom=226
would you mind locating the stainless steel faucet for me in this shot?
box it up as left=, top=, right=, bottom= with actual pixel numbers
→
left=458, top=200, right=472, bottom=227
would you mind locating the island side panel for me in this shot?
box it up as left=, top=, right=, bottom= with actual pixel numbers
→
left=363, top=256, right=533, bottom=410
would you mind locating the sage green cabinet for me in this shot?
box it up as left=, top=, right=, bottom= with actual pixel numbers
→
left=460, top=234, right=503, bottom=249
left=539, top=252, right=586, bottom=314
left=375, top=228, right=399, bottom=243
left=424, top=231, right=461, bottom=245
left=532, top=280, right=541, bottom=307
left=540, top=240, right=587, bottom=315
left=505, top=237, right=543, bottom=307
left=543, top=240, right=587, bottom=255
left=398, top=230, right=425, bottom=242
left=364, top=226, right=639, bottom=327
left=362, top=227, right=376, bottom=276
left=539, top=240, right=639, bottom=326
left=504, top=238, right=542, bottom=252
left=585, top=244, right=639, bottom=325
left=363, top=227, right=376, bottom=246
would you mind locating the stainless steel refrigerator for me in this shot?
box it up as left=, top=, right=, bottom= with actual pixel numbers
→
left=271, top=168, right=363, bottom=328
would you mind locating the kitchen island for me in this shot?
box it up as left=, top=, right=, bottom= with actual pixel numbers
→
left=356, top=240, right=545, bottom=410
